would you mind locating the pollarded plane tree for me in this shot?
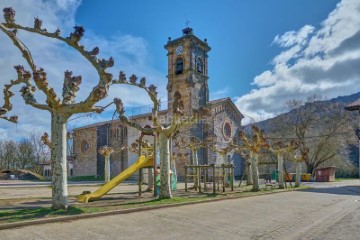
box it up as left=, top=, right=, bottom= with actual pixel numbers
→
left=230, top=140, right=252, bottom=186
left=175, top=136, right=206, bottom=189
left=127, top=138, right=155, bottom=191
left=237, top=125, right=270, bottom=191
left=209, top=144, right=234, bottom=187
left=288, top=143, right=307, bottom=187
left=114, top=82, right=209, bottom=199
left=268, top=140, right=298, bottom=189
left=98, top=146, right=114, bottom=183
left=0, top=8, right=123, bottom=209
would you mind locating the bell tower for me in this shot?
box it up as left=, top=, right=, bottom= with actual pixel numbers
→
left=164, top=27, right=211, bottom=115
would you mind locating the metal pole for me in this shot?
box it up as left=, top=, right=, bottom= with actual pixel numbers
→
left=231, top=164, right=234, bottom=191
left=198, top=166, right=202, bottom=193
left=212, top=164, right=216, bottom=194
left=222, top=164, right=225, bottom=192
left=185, top=165, right=188, bottom=192
left=139, top=168, right=142, bottom=196
left=204, top=167, right=207, bottom=191
left=153, top=134, right=157, bottom=197
left=138, top=135, right=143, bottom=196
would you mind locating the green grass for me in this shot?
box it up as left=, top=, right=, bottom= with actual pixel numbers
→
left=0, top=206, right=84, bottom=223
left=68, top=175, right=104, bottom=181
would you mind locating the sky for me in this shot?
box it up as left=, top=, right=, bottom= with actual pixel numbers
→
left=0, top=0, right=360, bottom=140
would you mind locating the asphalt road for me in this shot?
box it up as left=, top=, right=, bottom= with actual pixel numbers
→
left=1, top=181, right=359, bottom=240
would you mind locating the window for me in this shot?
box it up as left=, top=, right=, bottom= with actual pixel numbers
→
left=222, top=121, right=232, bottom=141
left=196, top=57, right=203, bottom=73
left=81, top=140, right=90, bottom=153
left=176, top=58, right=183, bottom=75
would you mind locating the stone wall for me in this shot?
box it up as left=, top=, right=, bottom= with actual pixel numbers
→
left=210, top=101, right=244, bottom=177
left=73, top=127, right=97, bottom=176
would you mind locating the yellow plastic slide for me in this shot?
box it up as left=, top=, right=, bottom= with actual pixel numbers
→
left=77, top=155, right=153, bottom=203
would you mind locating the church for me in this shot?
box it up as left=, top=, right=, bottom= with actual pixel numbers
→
left=72, top=27, right=245, bottom=180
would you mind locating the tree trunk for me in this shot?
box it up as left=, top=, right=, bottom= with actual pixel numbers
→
left=250, top=152, right=260, bottom=191
left=147, top=168, right=153, bottom=191
left=51, top=113, right=69, bottom=210
left=295, top=161, right=302, bottom=187
left=307, top=164, right=315, bottom=178
left=246, top=161, right=253, bottom=185
left=223, top=154, right=229, bottom=186
left=278, top=153, right=285, bottom=189
left=159, top=132, right=172, bottom=199
left=104, top=155, right=110, bottom=183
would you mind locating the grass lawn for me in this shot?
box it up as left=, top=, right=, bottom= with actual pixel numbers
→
left=68, top=175, right=104, bottom=181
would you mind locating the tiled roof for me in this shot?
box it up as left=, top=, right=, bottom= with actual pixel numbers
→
left=345, top=98, right=360, bottom=111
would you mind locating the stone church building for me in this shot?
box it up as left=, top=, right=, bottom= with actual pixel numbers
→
left=72, top=28, right=244, bottom=180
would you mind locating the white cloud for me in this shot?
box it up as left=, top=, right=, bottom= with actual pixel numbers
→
left=235, top=0, right=360, bottom=121
left=0, top=0, right=166, bottom=140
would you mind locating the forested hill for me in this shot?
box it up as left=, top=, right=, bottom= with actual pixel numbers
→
left=251, top=92, right=360, bottom=133
left=244, top=92, right=360, bottom=177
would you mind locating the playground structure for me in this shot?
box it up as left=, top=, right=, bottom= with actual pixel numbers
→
left=76, top=123, right=308, bottom=204
left=77, top=131, right=157, bottom=203
left=77, top=155, right=154, bottom=203
left=184, top=163, right=235, bottom=193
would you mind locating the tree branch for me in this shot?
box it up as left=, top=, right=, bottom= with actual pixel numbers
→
left=114, top=98, right=154, bottom=135
left=0, top=23, right=62, bottom=108
left=2, top=9, right=114, bottom=111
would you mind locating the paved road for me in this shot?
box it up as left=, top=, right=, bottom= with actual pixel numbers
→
left=1, top=181, right=359, bottom=240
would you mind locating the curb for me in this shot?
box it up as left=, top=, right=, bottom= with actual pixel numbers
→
left=0, top=188, right=302, bottom=231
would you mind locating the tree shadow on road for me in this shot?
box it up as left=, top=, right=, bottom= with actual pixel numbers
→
left=299, top=185, right=360, bottom=196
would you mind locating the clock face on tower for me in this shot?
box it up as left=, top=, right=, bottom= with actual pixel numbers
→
left=175, top=45, right=183, bottom=55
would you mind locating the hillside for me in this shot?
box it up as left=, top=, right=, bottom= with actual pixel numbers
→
left=246, top=92, right=360, bottom=177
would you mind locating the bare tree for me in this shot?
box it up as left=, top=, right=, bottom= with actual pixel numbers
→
left=175, top=136, right=206, bottom=189
left=268, top=141, right=298, bottom=189
left=237, top=126, right=270, bottom=191
left=98, top=146, right=114, bottom=183
left=30, top=133, right=50, bottom=173
left=269, top=96, right=351, bottom=176
left=209, top=144, right=234, bottom=186
left=0, top=7, right=130, bottom=209
left=16, top=138, right=36, bottom=169
left=0, top=140, right=17, bottom=169
left=115, top=79, right=209, bottom=199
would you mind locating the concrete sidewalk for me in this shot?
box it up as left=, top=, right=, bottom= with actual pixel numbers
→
left=1, top=183, right=359, bottom=239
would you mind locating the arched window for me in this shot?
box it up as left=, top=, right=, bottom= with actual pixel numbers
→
left=120, top=127, right=124, bottom=145
left=196, top=57, right=203, bottom=73
left=176, top=58, right=183, bottom=75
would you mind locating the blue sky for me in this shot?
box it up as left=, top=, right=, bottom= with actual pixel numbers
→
left=75, top=0, right=339, bottom=98
left=1, top=0, right=360, bottom=139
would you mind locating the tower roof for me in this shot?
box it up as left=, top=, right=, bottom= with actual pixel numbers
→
left=164, top=28, right=211, bottom=51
